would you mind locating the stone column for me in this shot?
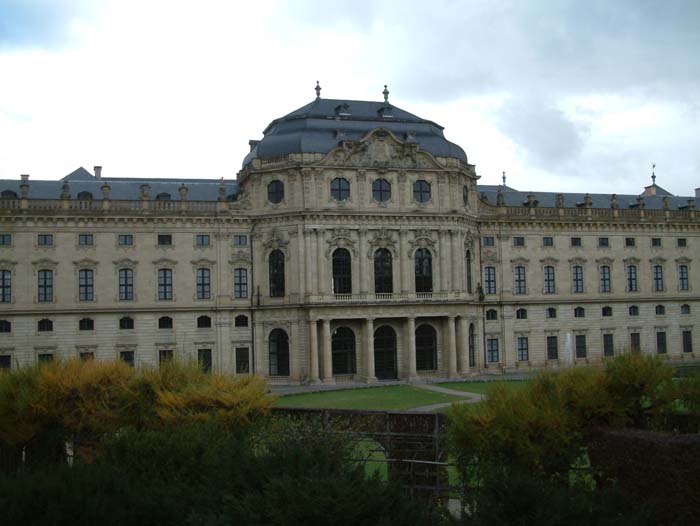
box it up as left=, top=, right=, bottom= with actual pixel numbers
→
left=359, top=228, right=368, bottom=294
left=316, top=229, right=325, bottom=295
left=406, top=316, right=417, bottom=380
left=365, top=318, right=376, bottom=383
left=308, top=319, right=320, bottom=383
left=439, top=230, right=448, bottom=292
left=322, top=319, right=334, bottom=383
left=400, top=230, right=409, bottom=293
left=446, top=315, right=458, bottom=379
left=457, top=316, right=469, bottom=374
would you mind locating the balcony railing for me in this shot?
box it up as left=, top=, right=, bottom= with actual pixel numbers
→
left=306, top=291, right=454, bottom=303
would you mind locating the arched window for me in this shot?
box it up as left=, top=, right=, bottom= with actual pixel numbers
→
left=374, top=248, right=393, bottom=293
left=332, top=248, right=352, bottom=294
left=234, top=314, right=248, bottom=327
left=0, top=269, right=11, bottom=303
left=0, top=319, right=11, bottom=333
left=655, top=305, right=665, bottom=315
left=1, top=190, right=18, bottom=199
left=627, top=265, right=638, bottom=292
left=572, top=265, right=584, bottom=293
left=76, top=191, right=93, bottom=200
left=331, top=327, right=356, bottom=375
left=267, top=180, right=284, bottom=204
left=466, top=250, right=472, bottom=294
left=330, top=177, right=350, bottom=201
left=372, top=179, right=391, bottom=202
left=629, top=305, right=639, bottom=316
left=602, top=306, right=613, bottom=317
left=678, top=265, right=689, bottom=291
left=79, top=318, right=94, bottom=331
left=197, top=315, right=212, bottom=328
left=574, top=306, right=585, bottom=318
left=463, top=185, right=469, bottom=206
left=681, top=304, right=691, bottom=314
left=486, top=309, right=498, bottom=320
left=514, top=266, right=526, bottom=294
left=413, top=180, right=431, bottom=203
left=119, top=316, right=134, bottom=330
left=158, top=316, right=173, bottom=329
left=414, top=249, right=433, bottom=293
left=269, top=250, right=285, bottom=297
left=468, top=323, right=475, bottom=367
left=155, top=193, right=171, bottom=201
left=543, top=266, right=556, bottom=294
left=269, top=328, right=289, bottom=376
left=38, top=318, right=53, bottom=332
left=653, top=265, right=664, bottom=291
left=546, top=307, right=557, bottom=319
left=415, top=324, right=437, bottom=371
left=516, top=308, right=527, bottom=320
left=599, top=265, right=611, bottom=292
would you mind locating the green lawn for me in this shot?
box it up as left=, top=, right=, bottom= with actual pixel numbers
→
left=275, top=385, right=466, bottom=411
left=436, top=380, right=531, bottom=395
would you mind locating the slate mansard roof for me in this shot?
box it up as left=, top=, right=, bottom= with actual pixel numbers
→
left=242, top=97, right=469, bottom=167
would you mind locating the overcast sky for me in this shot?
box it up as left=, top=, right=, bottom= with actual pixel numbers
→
left=1, top=0, right=698, bottom=195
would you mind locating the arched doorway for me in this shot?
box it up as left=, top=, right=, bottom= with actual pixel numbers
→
left=331, top=327, right=356, bottom=375
left=374, top=325, right=397, bottom=380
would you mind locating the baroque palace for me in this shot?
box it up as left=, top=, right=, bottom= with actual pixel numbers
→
left=1, top=87, right=699, bottom=384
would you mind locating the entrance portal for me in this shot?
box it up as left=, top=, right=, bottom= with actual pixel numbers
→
left=374, top=325, right=398, bottom=380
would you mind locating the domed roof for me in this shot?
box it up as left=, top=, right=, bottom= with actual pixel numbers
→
left=243, top=97, right=467, bottom=167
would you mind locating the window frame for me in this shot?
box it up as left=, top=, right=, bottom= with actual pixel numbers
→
left=268, top=250, right=286, bottom=297
left=78, top=233, right=94, bottom=246
left=195, top=234, right=210, bottom=247
left=38, top=269, right=53, bottom=302
left=267, top=180, right=284, bottom=204
left=37, top=234, right=54, bottom=246
left=196, top=267, right=211, bottom=300
left=330, top=177, right=350, bottom=201
left=516, top=336, right=529, bottom=362
left=157, top=234, right=172, bottom=246
left=484, top=266, right=496, bottom=295
left=543, top=265, right=556, bottom=294
left=234, top=268, right=248, bottom=299
left=119, top=268, right=134, bottom=301
left=412, top=179, right=431, bottom=203
left=679, top=265, right=689, bottom=291
left=653, top=264, right=664, bottom=292
left=0, top=269, right=11, bottom=303
left=599, top=265, right=611, bottom=293
left=572, top=265, right=584, bottom=293
left=78, top=269, right=94, bottom=301
left=372, top=178, right=391, bottom=203
left=118, top=234, right=133, bottom=246
left=157, top=268, right=173, bottom=300
left=514, top=266, right=526, bottom=294
left=546, top=335, right=558, bottom=360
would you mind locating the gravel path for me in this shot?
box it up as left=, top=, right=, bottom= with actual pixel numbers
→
left=407, top=384, right=485, bottom=412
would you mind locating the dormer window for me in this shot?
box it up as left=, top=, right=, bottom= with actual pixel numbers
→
left=155, top=193, right=171, bottom=201
left=334, top=104, right=350, bottom=117
left=1, top=190, right=18, bottom=199
left=77, top=191, right=93, bottom=200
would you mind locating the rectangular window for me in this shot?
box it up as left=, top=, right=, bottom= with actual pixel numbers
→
left=572, top=265, right=584, bottom=293
left=487, top=338, right=499, bottom=363
left=196, top=234, right=210, bottom=246
left=513, top=236, right=525, bottom=247
left=653, top=265, right=664, bottom=291
left=0, top=355, right=10, bottom=369
left=157, top=234, right=172, bottom=246
left=159, top=349, right=173, bottom=366
left=543, top=236, right=554, bottom=247
left=37, top=353, right=54, bottom=363
left=599, top=266, right=611, bottom=293
left=625, top=237, right=636, bottom=247
left=118, top=234, right=133, bottom=246
left=630, top=332, right=641, bottom=352
left=37, top=234, right=53, bottom=246
left=119, top=268, right=134, bottom=300
left=196, top=268, right=211, bottom=300
left=234, top=268, right=248, bottom=298
left=0, top=234, right=11, bottom=245
left=627, top=265, right=638, bottom=292
left=120, top=351, right=135, bottom=367
left=78, top=234, right=94, bottom=246
left=235, top=347, right=250, bottom=374
left=598, top=237, right=609, bottom=248
left=198, top=348, right=212, bottom=373
left=38, top=269, right=53, bottom=302
left=233, top=235, right=248, bottom=246
left=78, top=269, right=94, bottom=301
left=651, top=238, right=661, bottom=247
left=575, top=334, right=587, bottom=359
left=603, top=333, right=614, bottom=357
left=543, top=266, right=556, bottom=294
left=517, top=336, right=529, bottom=362
left=546, top=335, right=558, bottom=360
left=0, top=270, right=10, bottom=303
left=484, top=266, right=496, bottom=294
left=678, top=238, right=687, bottom=248
left=158, top=269, right=173, bottom=300
left=683, top=331, right=693, bottom=353
left=514, top=266, right=526, bottom=294
left=656, top=331, right=667, bottom=354
left=679, top=265, right=689, bottom=291
left=571, top=237, right=582, bottom=247
left=483, top=236, right=495, bottom=247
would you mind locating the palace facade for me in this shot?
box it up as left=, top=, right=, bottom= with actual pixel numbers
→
left=1, top=92, right=698, bottom=383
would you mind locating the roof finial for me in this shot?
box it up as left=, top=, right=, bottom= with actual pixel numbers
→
left=383, top=84, right=389, bottom=103
left=315, top=80, right=321, bottom=99
left=651, top=163, right=656, bottom=185
left=502, top=171, right=506, bottom=186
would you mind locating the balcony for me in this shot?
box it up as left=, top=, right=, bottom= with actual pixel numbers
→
left=305, top=291, right=457, bottom=304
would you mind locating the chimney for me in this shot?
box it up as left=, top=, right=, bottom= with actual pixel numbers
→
left=695, top=188, right=700, bottom=198
left=20, top=174, right=29, bottom=183
left=248, top=140, right=259, bottom=152
left=94, top=166, right=102, bottom=180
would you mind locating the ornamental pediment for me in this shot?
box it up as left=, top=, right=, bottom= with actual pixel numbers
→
left=263, top=230, right=289, bottom=253
left=366, top=228, right=396, bottom=258
left=568, top=257, right=587, bottom=265
left=596, top=257, right=614, bottom=266
left=113, top=258, right=139, bottom=268
left=191, top=258, right=217, bottom=267
left=0, top=259, right=17, bottom=269
left=623, top=257, right=640, bottom=265
left=318, top=129, right=444, bottom=170
left=325, top=229, right=357, bottom=257
left=152, top=258, right=178, bottom=267
left=32, top=258, right=59, bottom=269
left=540, top=257, right=558, bottom=265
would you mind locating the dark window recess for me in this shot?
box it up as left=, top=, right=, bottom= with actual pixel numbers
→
left=0, top=355, right=10, bottom=369
left=513, top=236, right=525, bottom=247
left=677, top=238, right=687, bottom=247
left=625, top=237, right=636, bottom=247
left=681, top=304, right=691, bottom=314
left=517, top=336, right=529, bottom=362
left=487, top=338, right=499, bottom=363
left=484, top=266, right=496, bottom=294
left=119, top=317, right=134, bottom=330
left=233, top=235, right=247, bottom=246
left=330, top=177, right=350, bottom=201
left=0, top=320, right=11, bottom=332
left=603, top=334, right=615, bottom=357
left=120, top=351, right=135, bottom=367
left=602, top=306, right=613, bottom=317
left=516, top=308, right=527, bottom=320
left=546, top=336, right=558, bottom=360
left=196, top=268, right=211, bottom=299
left=571, top=237, right=582, bottom=247
left=196, top=234, right=210, bottom=246
left=158, top=268, right=173, bottom=300
left=463, top=185, right=469, bottom=206
left=234, top=268, right=248, bottom=298
left=198, top=349, right=212, bottom=373
left=0, top=234, right=12, bottom=245
left=118, top=234, right=133, bottom=246
left=598, top=237, right=609, bottom=247
left=413, top=180, right=431, bottom=203
left=574, top=307, right=585, bottom=318
left=372, top=178, right=391, bottom=202
left=267, top=180, right=284, bottom=204
left=682, top=331, right=693, bottom=353
left=38, top=318, right=53, bottom=332
left=483, top=236, right=495, bottom=246
left=415, top=325, right=437, bottom=371
left=158, top=316, right=173, bottom=329
left=374, top=249, right=393, bottom=293
left=79, top=318, right=94, bottom=331
left=414, top=249, right=433, bottom=293
left=37, top=234, right=54, bottom=246
left=655, top=305, right=665, bottom=315
left=543, top=236, right=554, bottom=247
left=332, top=327, right=356, bottom=375
left=629, top=305, right=639, bottom=316
left=332, top=248, right=352, bottom=294
left=656, top=332, right=667, bottom=354
left=80, top=352, right=94, bottom=362
left=486, top=309, right=498, bottom=320
left=38, top=353, right=54, bottom=363
left=197, top=315, right=212, bottom=328
left=269, top=329, right=289, bottom=376
left=630, top=332, right=641, bottom=352
left=159, top=350, right=173, bottom=366
left=546, top=307, right=557, bottom=319
left=78, top=234, right=94, bottom=246
left=236, top=347, right=250, bottom=374
left=157, top=234, right=172, bottom=246
left=651, top=238, right=661, bottom=247
left=269, top=250, right=285, bottom=297
left=575, top=335, right=587, bottom=359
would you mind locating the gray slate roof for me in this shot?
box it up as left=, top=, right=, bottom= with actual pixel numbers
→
left=0, top=168, right=239, bottom=201
left=243, top=97, right=468, bottom=167
left=476, top=185, right=699, bottom=211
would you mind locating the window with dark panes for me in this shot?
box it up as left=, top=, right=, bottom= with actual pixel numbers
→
left=78, top=234, right=94, bottom=246
left=119, top=268, right=134, bottom=300
left=517, top=336, right=529, bottom=361
left=196, top=268, right=211, bottom=299
left=330, top=177, right=350, bottom=201
left=269, top=250, right=285, bottom=297
left=234, top=314, right=248, bottom=327
left=546, top=335, right=558, bottom=360
left=118, top=234, right=133, bottom=246
left=119, top=316, right=134, bottom=330
left=679, top=265, right=689, bottom=291
left=414, top=248, right=433, bottom=293
left=0, top=270, right=10, bottom=302
left=484, top=266, right=496, bottom=294
left=79, top=318, right=94, bottom=331
left=599, top=265, right=611, bottom=292
left=78, top=269, right=94, bottom=301
left=234, top=268, right=248, bottom=298
left=412, top=180, right=431, bottom=203
left=332, top=327, right=356, bottom=375
left=682, top=331, right=693, bottom=353
left=198, top=349, right=212, bottom=373
left=603, top=333, right=614, bottom=357
left=332, top=248, right=352, bottom=294
left=158, top=316, right=173, bottom=329
left=157, top=234, right=172, bottom=246
left=267, top=180, right=284, bottom=204
left=627, top=265, right=638, bottom=291
left=374, top=249, right=393, bottom=293
left=38, top=318, right=53, bottom=332
left=630, top=332, right=641, bottom=352
left=197, top=315, right=212, bottom=328
left=236, top=347, right=250, bottom=374
left=572, top=265, right=584, bottom=293
left=514, top=266, right=526, bottom=294
left=120, top=351, right=135, bottom=367
left=158, top=269, right=173, bottom=300
left=575, top=334, right=587, bottom=358
left=653, top=265, right=664, bottom=291
left=544, top=266, right=556, bottom=294
left=656, top=331, right=667, bottom=354
left=269, top=329, right=289, bottom=376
